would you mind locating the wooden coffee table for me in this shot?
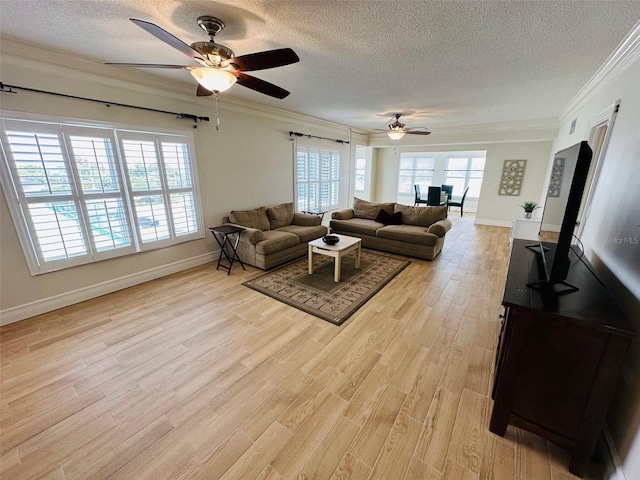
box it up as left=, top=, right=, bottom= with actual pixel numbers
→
left=308, top=234, right=362, bottom=282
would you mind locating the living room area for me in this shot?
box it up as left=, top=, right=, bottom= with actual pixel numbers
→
left=2, top=2, right=640, bottom=479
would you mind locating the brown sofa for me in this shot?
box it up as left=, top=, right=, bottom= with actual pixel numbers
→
left=223, top=202, right=327, bottom=270
left=329, top=198, right=452, bottom=260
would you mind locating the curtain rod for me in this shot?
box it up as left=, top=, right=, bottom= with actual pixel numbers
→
left=289, top=131, right=350, bottom=144
left=0, top=82, right=209, bottom=128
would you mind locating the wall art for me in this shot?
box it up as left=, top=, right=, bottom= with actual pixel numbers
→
left=498, top=159, right=527, bottom=196
left=547, top=157, right=564, bottom=197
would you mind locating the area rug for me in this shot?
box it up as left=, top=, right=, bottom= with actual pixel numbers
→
left=243, top=250, right=410, bottom=325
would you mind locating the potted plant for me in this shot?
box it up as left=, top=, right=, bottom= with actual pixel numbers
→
left=521, top=201, right=539, bottom=219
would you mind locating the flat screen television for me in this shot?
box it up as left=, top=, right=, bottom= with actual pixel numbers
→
left=527, top=141, right=593, bottom=293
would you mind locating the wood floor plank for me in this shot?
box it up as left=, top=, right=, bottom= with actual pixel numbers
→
left=330, top=453, right=372, bottom=480
left=219, top=422, right=292, bottom=480
left=446, top=387, right=487, bottom=474
left=404, top=456, right=443, bottom=480
left=297, top=415, right=360, bottom=479
left=270, top=392, right=347, bottom=478
left=368, top=412, right=424, bottom=480
left=342, top=361, right=394, bottom=427
left=348, top=385, right=406, bottom=468
left=480, top=432, right=516, bottom=480
left=189, top=428, right=253, bottom=480
left=515, top=428, right=553, bottom=480
left=414, top=387, right=461, bottom=473
left=8, top=412, right=116, bottom=479
left=63, top=413, right=174, bottom=480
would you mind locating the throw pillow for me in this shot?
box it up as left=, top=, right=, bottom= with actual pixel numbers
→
left=394, top=204, right=447, bottom=227
left=229, top=206, right=271, bottom=231
left=266, top=202, right=294, bottom=229
left=353, top=197, right=395, bottom=220
left=375, top=209, right=403, bottom=225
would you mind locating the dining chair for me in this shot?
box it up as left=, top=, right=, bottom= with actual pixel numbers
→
left=427, top=186, right=444, bottom=206
left=441, top=184, right=454, bottom=202
left=414, top=185, right=428, bottom=206
left=448, top=187, right=469, bottom=216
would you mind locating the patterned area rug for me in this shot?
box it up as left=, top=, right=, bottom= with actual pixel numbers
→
left=243, top=250, right=410, bottom=325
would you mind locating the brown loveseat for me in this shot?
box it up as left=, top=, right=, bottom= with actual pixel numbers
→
left=223, top=202, right=327, bottom=270
left=330, top=198, right=452, bottom=260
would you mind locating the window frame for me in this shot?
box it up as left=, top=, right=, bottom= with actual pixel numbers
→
left=397, top=153, right=435, bottom=196
left=0, top=113, right=204, bottom=275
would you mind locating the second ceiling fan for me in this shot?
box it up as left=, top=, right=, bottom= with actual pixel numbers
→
left=108, top=16, right=299, bottom=99
left=377, top=114, right=431, bottom=140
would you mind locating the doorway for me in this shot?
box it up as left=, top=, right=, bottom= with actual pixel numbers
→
left=576, top=100, right=620, bottom=238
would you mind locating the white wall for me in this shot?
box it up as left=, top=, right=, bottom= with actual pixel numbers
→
left=0, top=40, right=355, bottom=322
left=548, top=31, right=640, bottom=479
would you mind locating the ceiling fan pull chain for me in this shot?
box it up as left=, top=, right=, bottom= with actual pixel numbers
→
left=214, top=92, right=220, bottom=131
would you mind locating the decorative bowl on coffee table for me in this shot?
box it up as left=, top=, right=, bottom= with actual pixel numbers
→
left=322, top=235, right=340, bottom=245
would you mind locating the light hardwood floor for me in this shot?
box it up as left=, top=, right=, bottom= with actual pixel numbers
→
left=1, top=215, right=603, bottom=479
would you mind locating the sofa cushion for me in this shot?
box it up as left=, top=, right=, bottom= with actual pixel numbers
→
left=353, top=198, right=395, bottom=220
left=277, top=224, right=327, bottom=243
left=376, top=224, right=439, bottom=247
left=330, top=218, right=383, bottom=236
left=292, top=212, right=322, bottom=226
left=394, top=204, right=447, bottom=227
left=375, top=209, right=403, bottom=225
left=229, top=206, right=271, bottom=231
left=266, top=202, right=294, bottom=229
left=255, top=230, right=300, bottom=255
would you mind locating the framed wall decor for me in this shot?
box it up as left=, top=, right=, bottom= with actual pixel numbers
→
left=547, top=157, right=565, bottom=197
left=499, top=159, right=527, bottom=196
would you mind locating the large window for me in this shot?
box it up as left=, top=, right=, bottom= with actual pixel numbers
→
left=398, top=153, right=435, bottom=195
left=0, top=118, right=203, bottom=275
left=295, top=145, right=340, bottom=211
left=354, top=156, right=366, bottom=194
left=444, top=156, right=486, bottom=199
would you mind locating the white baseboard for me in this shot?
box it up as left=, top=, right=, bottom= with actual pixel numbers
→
left=474, top=218, right=513, bottom=228
left=0, top=253, right=216, bottom=326
left=601, top=425, right=627, bottom=480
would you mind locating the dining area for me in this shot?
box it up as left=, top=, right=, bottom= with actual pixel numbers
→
left=414, top=184, right=469, bottom=216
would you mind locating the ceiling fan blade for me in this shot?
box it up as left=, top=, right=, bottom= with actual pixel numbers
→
left=196, top=84, right=214, bottom=96
left=130, top=18, right=202, bottom=61
left=235, top=73, right=290, bottom=99
left=405, top=127, right=431, bottom=136
left=106, top=63, right=191, bottom=69
left=225, top=48, right=299, bottom=72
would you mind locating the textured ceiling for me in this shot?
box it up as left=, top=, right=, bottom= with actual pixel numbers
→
left=1, top=1, right=639, bottom=133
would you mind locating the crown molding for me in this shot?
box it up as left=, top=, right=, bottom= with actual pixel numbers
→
left=562, top=20, right=640, bottom=120
left=367, top=117, right=559, bottom=147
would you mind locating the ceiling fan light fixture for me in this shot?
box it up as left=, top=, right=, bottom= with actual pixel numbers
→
left=190, top=67, right=237, bottom=93
left=387, top=128, right=406, bottom=140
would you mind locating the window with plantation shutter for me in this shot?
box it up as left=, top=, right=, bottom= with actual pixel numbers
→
left=0, top=117, right=203, bottom=275
left=295, top=145, right=340, bottom=211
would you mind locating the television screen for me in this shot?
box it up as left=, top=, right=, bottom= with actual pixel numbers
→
left=529, top=141, right=592, bottom=292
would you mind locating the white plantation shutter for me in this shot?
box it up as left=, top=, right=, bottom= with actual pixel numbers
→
left=295, top=145, right=340, bottom=211
left=66, top=127, right=135, bottom=258
left=0, top=117, right=203, bottom=275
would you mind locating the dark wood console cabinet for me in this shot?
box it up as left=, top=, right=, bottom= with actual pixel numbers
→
left=490, top=240, right=635, bottom=477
